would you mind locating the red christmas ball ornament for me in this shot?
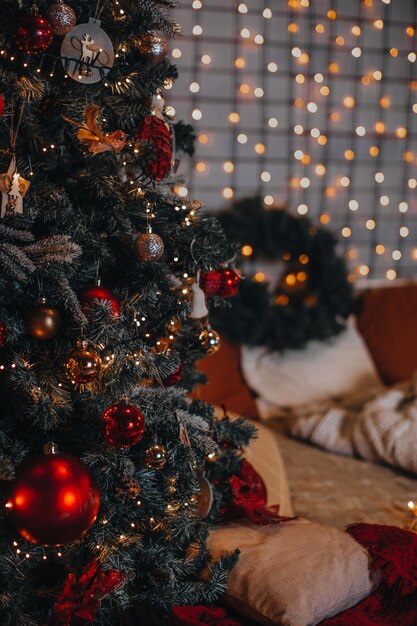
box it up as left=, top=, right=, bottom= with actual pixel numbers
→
left=218, top=268, right=240, bottom=298
left=14, top=7, right=53, bottom=55
left=0, top=322, right=6, bottom=348
left=80, top=285, right=120, bottom=318
left=0, top=95, right=4, bottom=119
left=199, top=270, right=222, bottom=297
left=161, top=363, right=183, bottom=387
left=101, top=400, right=145, bottom=448
left=6, top=443, right=100, bottom=546
left=135, top=115, right=173, bottom=181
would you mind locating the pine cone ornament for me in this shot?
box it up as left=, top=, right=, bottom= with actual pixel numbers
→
left=135, top=115, right=173, bottom=181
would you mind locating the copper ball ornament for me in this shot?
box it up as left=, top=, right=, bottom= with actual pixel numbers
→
left=135, top=228, right=165, bottom=262
left=14, top=9, right=53, bottom=54
left=65, top=341, right=102, bottom=384
left=80, top=285, right=120, bottom=318
left=46, top=1, right=77, bottom=36
left=191, top=472, right=214, bottom=520
left=27, top=298, right=62, bottom=340
left=198, top=326, right=221, bottom=355
left=137, top=33, right=168, bottom=64
left=6, top=443, right=100, bottom=546
left=101, top=400, right=145, bottom=448
left=144, top=444, right=167, bottom=470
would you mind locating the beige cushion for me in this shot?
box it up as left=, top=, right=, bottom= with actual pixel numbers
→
left=208, top=518, right=380, bottom=626
left=241, top=322, right=381, bottom=420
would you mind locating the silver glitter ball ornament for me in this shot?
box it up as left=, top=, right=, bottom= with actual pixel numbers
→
left=135, top=227, right=165, bottom=262
left=46, top=1, right=77, bottom=36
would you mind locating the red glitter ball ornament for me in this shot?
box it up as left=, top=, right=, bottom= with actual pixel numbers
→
left=135, top=115, right=173, bottom=181
left=162, top=363, right=183, bottom=387
left=13, top=10, right=53, bottom=55
left=0, top=321, right=6, bottom=348
left=218, top=268, right=240, bottom=298
left=0, top=95, right=4, bottom=119
left=80, top=285, right=120, bottom=318
left=101, top=400, right=145, bottom=448
left=199, top=270, right=223, bottom=297
left=6, top=444, right=100, bottom=546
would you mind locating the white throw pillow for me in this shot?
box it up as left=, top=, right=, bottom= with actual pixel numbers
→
left=241, top=321, right=382, bottom=420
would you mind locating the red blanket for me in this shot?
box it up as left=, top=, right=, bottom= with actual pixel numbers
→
left=171, top=523, right=417, bottom=626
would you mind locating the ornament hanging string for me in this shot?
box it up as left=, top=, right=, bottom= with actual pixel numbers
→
left=9, top=99, right=25, bottom=153
left=94, top=0, right=110, bottom=20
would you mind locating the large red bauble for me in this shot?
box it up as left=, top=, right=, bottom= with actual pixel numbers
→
left=199, top=270, right=222, bottom=297
left=135, top=115, right=173, bottom=181
left=101, top=401, right=145, bottom=448
left=218, top=268, right=240, bottom=298
left=6, top=451, right=100, bottom=546
left=0, top=95, right=4, bottom=119
left=14, top=14, right=53, bottom=54
left=80, top=286, right=120, bottom=318
left=0, top=321, right=6, bottom=348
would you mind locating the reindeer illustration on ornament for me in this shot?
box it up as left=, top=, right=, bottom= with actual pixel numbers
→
left=60, top=18, right=115, bottom=84
left=79, top=33, right=101, bottom=77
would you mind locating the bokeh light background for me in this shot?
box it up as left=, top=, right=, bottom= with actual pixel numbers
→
left=169, top=0, right=417, bottom=281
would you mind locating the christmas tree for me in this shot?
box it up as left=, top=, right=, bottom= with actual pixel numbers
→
left=0, top=2, right=255, bottom=624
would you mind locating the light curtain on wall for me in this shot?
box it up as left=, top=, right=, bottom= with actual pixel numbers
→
left=169, top=0, right=417, bottom=281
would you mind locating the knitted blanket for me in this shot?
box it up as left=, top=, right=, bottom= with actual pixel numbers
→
left=288, top=375, right=417, bottom=475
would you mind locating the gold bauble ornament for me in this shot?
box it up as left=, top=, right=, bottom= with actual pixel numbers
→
left=65, top=340, right=102, bottom=384
left=26, top=297, right=62, bottom=340
left=135, top=226, right=164, bottom=262
left=198, top=325, right=221, bottom=355
left=144, top=443, right=167, bottom=470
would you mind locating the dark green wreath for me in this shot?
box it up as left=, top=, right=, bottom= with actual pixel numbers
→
left=211, top=196, right=354, bottom=352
